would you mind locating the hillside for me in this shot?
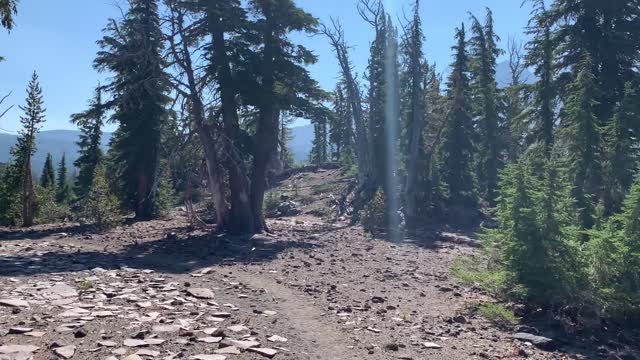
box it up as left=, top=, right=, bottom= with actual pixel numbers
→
left=0, top=130, right=111, bottom=174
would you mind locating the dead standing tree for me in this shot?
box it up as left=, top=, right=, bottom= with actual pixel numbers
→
left=320, top=19, right=377, bottom=220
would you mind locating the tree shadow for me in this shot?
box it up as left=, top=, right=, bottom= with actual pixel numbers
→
left=0, top=230, right=321, bottom=277
left=0, top=223, right=94, bottom=241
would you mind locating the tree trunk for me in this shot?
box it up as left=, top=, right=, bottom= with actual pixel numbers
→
left=250, top=13, right=279, bottom=234
left=21, top=157, right=35, bottom=227
left=208, top=11, right=254, bottom=234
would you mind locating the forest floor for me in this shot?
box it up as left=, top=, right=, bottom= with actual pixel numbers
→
left=0, top=168, right=634, bottom=360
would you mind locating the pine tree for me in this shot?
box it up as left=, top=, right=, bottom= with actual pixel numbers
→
left=11, top=71, right=46, bottom=227
left=56, top=153, right=71, bottom=204
left=562, top=56, right=602, bottom=230
left=401, top=0, right=427, bottom=224
left=469, top=8, right=501, bottom=203
left=440, top=25, right=475, bottom=205
left=39, top=153, right=55, bottom=189
left=71, top=86, right=105, bottom=199
left=602, top=82, right=640, bottom=214
left=523, top=0, right=555, bottom=156
left=328, top=83, right=354, bottom=164
left=83, top=164, right=121, bottom=231
left=310, top=117, right=328, bottom=165
left=0, top=0, right=17, bottom=31
left=95, top=0, right=170, bottom=219
left=485, top=160, right=584, bottom=305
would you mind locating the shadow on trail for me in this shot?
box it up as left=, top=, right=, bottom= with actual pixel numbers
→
left=0, top=230, right=321, bottom=277
left=0, top=223, right=94, bottom=242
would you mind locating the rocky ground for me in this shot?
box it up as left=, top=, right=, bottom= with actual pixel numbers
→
left=0, top=168, right=635, bottom=360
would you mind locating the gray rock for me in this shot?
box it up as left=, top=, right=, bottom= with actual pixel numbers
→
left=0, top=345, right=39, bottom=354
left=513, top=332, right=554, bottom=350
left=186, top=288, right=215, bottom=299
left=0, top=299, right=29, bottom=308
left=247, top=348, right=278, bottom=359
left=54, top=345, right=76, bottom=359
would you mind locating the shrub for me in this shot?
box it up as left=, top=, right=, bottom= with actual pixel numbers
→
left=263, top=192, right=280, bottom=217
left=83, top=165, right=121, bottom=231
left=35, top=185, right=72, bottom=224
left=362, top=189, right=386, bottom=232
left=477, top=303, right=519, bottom=327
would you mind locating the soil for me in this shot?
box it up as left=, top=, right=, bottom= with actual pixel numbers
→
left=0, top=167, right=635, bottom=360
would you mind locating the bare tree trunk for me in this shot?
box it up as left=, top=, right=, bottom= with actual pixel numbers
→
left=320, top=20, right=373, bottom=186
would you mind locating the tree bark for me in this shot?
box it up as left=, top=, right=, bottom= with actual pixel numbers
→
left=208, top=11, right=255, bottom=234
left=21, top=156, right=35, bottom=227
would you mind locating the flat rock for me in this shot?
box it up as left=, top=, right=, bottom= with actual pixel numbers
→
left=0, top=345, right=39, bottom=354
left=422, top=342, right=442, bottom=349
left=144, top=339, right=166, bottom=346
left=513, top=332, right=554, bottom=350
left=43, top=283, right=78, bottom=298
left=123, top=339, right=148, bottom=348
left=267, top=335, right=288, bottom=343
left=214, top=347, right=241, bottom=355
left=124, top=355, right=144, bottom=360
left=8, top=328, right=33, bottom=334
left=189, top=355, right=226, bottom=360
left=136, top=349, right=160, bottom=357
left=197, top=337, right=222, bottom=344
left=54, top=345, right=76, bottom=359
left=151, top=325, right=180, bottom=334
left=24, top=331, right=46, bottom=338
left=227, top=325, right=248, bottom=333
left=222, top=339, right=260, bottom=350
left=186, top=288, right=215, bottom=299
left=0, top=299, right=29, bottom=308
left=247, top=348, right=278, bottom=358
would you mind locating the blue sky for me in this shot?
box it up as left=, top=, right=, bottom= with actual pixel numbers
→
left=0, top=0, right=532, bottom=133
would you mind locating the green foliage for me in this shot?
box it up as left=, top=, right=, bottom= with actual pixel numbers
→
left=477, top=303, right=519, bottom=327
left=39, top=153, right=55, bottom=189
left=451, top=256, right=512, bottom=297
left=95, top=0, right=170, bottom=219
left=469, top=9, right=502, bottom=203
left=83, top=165, right=121, bottom=231
left=329, top=83, right=355, bottom=165
left=71, top=86, right=105, bottom=199
left=362, top=189, right=387, bottom=232
left=480, top=159, right=586, bottom=306
left=561, top=56, right=602, bottom=230
left=263, top=192, right=280, bottom=218
left=440, top=24, right=476, bottom=206
left=56, top=153, right=72, bottom=204
left=35, top=185, right=71, bottom=224
left=589, top=180, right=640, bottom=320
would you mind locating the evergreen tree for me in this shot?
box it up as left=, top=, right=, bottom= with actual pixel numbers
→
left=469, top=9, right=501, bottom=203
left=328, top=83, right=354, bottom=164
left=95, top=0, right=170, bottom=219
left=485, top=160, right=584, bottom=305
left=8, top=71, right=46, bottom=227
left=602, top=82, right=640, bottom=214
left=83, top=164, right=121, bottom=231
left=0, top=0, right=17, bottom=31
left=562, top=56, right=602, bottom=230
left=56, top=153, right=71, bottom=204
left=440, top=25, right=475, bottom=205
left=310, top=117, right=328, bottom=165
left=39, top=153, right=55, bottom=189
left=548, top=0, right=640, bottom=123
left=523, top=0, right=556, bottom=156
left=71, top=86, right=105, bottom=199
left=401, top=0, right=427, bottom=224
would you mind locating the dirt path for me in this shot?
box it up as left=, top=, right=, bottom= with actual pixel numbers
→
left=216, top=268, right=354, bottom=360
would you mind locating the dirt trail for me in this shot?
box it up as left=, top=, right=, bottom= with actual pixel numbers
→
left=217, top=268, right=354, bottom=360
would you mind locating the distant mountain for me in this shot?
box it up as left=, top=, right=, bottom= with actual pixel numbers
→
left=0, top=130, right=112, bottom=176
left=289, top=124, right=314, bottom=164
